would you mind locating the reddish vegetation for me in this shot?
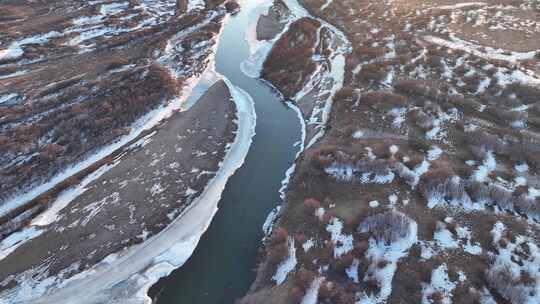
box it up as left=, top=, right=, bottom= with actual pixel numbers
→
left=246, top=0, right=540, bottom=303
left=262, top=17, right=321, bottom=99
left=267, top=227, right=289, bottom=265
left=303, top=198, right=321, bottom=214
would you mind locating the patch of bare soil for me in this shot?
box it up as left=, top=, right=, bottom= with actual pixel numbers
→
left=244, top=0, right=540, bottom=303
left=0, top=80, right=237, bottom=295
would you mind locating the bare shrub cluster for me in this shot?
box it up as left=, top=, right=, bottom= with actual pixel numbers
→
left=486, top=264, right=536, bottom=304
left=358, top=211, right=413, bottom=245
left=394, top=162, right=418, bottom=186
left=420, top=171, right=470, bottom=206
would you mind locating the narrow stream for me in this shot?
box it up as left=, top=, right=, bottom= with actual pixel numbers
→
left=148, top=2, right=302, bottom=303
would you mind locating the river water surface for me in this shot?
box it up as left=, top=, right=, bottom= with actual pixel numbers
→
left=149, top=1, right=302, bottom=303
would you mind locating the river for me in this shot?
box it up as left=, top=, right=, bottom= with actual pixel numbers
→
left=148, top=1, right=303, bottom=303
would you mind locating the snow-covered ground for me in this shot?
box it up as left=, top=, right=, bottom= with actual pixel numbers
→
left=2, top=74, right=256, bottom=304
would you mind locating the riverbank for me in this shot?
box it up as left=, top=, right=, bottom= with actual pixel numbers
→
left=0, top=76, right=257, bottom=303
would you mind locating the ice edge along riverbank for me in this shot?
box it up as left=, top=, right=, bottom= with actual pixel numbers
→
left=239, top=0, right=309, bottom=238
left=250, top=0, right=351, bottom=237
left=10, top=77, right=257, bottom=304
left=0, top=10, right=259, bottom=303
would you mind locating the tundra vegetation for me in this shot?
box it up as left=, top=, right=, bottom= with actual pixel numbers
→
left=242, top=0, right=540, bottom=303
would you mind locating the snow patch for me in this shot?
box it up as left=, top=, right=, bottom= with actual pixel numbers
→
left=272, top=237, right=297, bottom=284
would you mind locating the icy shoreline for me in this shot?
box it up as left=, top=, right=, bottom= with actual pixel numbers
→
left=15, top=76, right=257, bottom=304
left=248, top=0, right=351, bottom=237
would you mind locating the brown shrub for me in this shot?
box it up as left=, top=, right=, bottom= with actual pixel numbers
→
left=353, top=240, right=369, bottom=258
left=377, top=259, right=389, bottom=269
left=462, top=73, right=483, bottom=92
left=333, top=253, right=354, bottom=273
left=294, top=233, right=306, bottom=246
left=294, top=269, right=316, bottom=290
left=268, top=243, right=288, bottom=265
left=107, top=57, right=130, bottom=71
left=413, top=109, right=436, bottom=130
left=40, top=143, right=64, bottom=160
left=490, top=108, right=526, bottom=125
left=466, top=130, right=500, bottom=151
left=394, top=79, right=431, bottom=96
left=320, top=241, right=334, bottom=264
left=520, top=270, right=535, bottom=286
left=429, top=291, right=444, bottom=304
left=60, top=175, right=80, bottom=189
left=303, top=198, right=321, bottom=215
left=309, top=144, right=339, bottom=170
left=418, top=168, right=454, bottom=195
left=0, top=66, right=17, bottom=76
left=508, top=83, right=540, bottom=104
left=321, top=211, right=333, bottom=224
left=225, top=1, right=240, bottom=14
left=358, top=62, right=390, bottom=84
left=0, top=136, right=9, bottom=150
left=128, top=0, right=141, bottom=7
left=272, top=227, right=288, bottom=245
left=318, top=281, right=333, bottom=300
left=358, top=211, right=414, bottom=245
left=361, top=91, right=407, bottom=109
left=426, top=55, right=444, bottom=72
left=289, top=286, right=304, bottom=304
left=418, top=262, right=433, bottom=283
left=354, top=46, right=386, bottom=60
